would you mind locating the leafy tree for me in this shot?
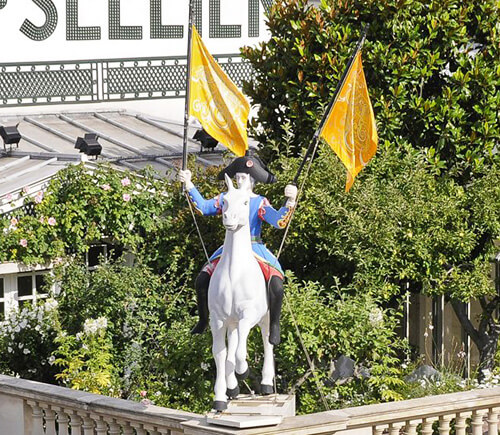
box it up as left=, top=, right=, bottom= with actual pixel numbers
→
left=242, top=0, right=500, bottom=373
left=243, top=0, right=499, bottom=182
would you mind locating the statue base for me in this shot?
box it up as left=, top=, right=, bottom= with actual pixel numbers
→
left=206, top=394, right=295, bottom=429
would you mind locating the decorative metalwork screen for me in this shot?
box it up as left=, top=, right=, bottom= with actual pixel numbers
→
left=0, top=62, right=98, bottom=106
left=102, top=55, right=254, bottom=101
left=0, top=55, right=254, bottom=106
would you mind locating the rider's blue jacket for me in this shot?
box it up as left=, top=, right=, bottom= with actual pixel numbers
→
left=187, top=186, right=292, bottom=274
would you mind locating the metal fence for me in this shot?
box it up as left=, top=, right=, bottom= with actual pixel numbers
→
left=0, top=54, right=253, bottom=107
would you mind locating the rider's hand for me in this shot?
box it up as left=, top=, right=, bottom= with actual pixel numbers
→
left=284, top=184, right=298, bottom=208
left=178, top=169, right=194, bottom=190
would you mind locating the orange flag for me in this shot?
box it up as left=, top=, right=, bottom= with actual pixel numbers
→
left=189, top=25, right=250, bottom=156
left=320, top=51, right=378, bottom=191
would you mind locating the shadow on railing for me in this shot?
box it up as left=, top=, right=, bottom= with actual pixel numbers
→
left=0, top=374, right=499, bottom=435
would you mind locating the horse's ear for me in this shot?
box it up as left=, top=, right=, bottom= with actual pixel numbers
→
left=224, top=173, right=234, bottom=191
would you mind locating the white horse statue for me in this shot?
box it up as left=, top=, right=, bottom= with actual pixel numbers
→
left=209, top=174, right=275, bottom=411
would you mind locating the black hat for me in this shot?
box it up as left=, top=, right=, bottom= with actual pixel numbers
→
left=218, top=155, right=276, bottom=184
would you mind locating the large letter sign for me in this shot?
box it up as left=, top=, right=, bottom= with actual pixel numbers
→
left=109, top=0, right=142, bottom=40
left=20, top=0, right=58, bottom=41
left=150, top=0, right=182, bottom=39
left=67, top=0, right=101, bottom=40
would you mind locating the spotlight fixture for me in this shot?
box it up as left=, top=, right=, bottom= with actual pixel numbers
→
left=0, top=124, right=21, bottom=151
left=193, top=128, right=218, bottom=152
left=75, top=133, right=102, bottom=158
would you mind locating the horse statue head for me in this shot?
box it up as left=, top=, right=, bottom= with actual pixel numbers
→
left=208, top=173, right=274, bottom=411
left=221, top=173, right=251, bottom=232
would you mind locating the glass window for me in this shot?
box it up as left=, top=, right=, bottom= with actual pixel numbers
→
left=18, top=276, right=33, bottom=297
left=0, top=302, right=4, bottom=321
left=0, top=277, right=3, bottom=298
left=35, top=274, right=48, bottom=294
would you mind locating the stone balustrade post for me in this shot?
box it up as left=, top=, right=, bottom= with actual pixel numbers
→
left=107, top=420, right=122, bottom=435
left=82, top=414, right=95, bottom=435
left=438, top=415, right=452, bottom=435
left=421, top=417, right=434, bottom=435
left=44, top=408, right=57, bottom=435
left=26, top=401, right=44, bottom=435
left=373, top=425, right=385, bottom=435
left=487, top=407, right=499, bottom=435
left=95, top=416, right=109, bottom=435
left=471, top=410, right=486, bottom=435
left=404, top=420, right=419, bottom=435
left=57, top=410, right=70, bottom=435
left=389, top=422, right=404, bottom=435
left=70, top=412, right=83, bottom=434
left=454, top=412, right=469, bottom=435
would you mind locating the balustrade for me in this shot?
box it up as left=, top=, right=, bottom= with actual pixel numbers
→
left=1, top=374, right=500, bottom=435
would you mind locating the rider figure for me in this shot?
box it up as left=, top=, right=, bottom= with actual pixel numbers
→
left=179, top=155, right=297, bottom=345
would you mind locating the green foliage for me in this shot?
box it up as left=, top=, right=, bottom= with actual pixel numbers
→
left=243, top=0, right=500, bottom=181
left=54, top=317, right=119, bottom=396
left=0, top=299, right=60, bottom=382
left=247, top=275, right=406, bottom=412
left=259, top=145, right=499, bottom=304
left=0, top=164, right=172, bottom=264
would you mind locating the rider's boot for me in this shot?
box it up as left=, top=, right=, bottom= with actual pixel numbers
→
left=268, top=276, right=284, bottom=345
left=191, top=271, right=210, bottom=334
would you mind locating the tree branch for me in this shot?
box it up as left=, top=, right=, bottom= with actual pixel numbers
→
left=451, top=299, right=483, bottom=346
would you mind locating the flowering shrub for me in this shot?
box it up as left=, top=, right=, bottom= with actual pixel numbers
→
left=0, top=164, right=173, bottom=264
left=53, top=316, right=119, bottom=396
left=0, top=299, right=60, bottom=382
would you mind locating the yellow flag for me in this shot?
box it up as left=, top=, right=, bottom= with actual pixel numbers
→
left=189, top=26, right=250, bottom=156
left=320, top=51, right=378, bottom=192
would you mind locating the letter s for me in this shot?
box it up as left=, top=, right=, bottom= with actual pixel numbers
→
left=20, top=0, right=58, bottom=41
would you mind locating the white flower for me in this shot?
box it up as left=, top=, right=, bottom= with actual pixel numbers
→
left=428, top=324, right=434, bottom=330
left=7, top=347, right=12, bottom=353
left=23, top=348, right=30, bottom=355
left=44, top=299, right=58, bottom=311
left=368, top=308, right=384, bottom=327
left=48, top=356, right=55, bottom=365
left=201, top=362, right=210, bottom=371
left=83, top=317, right=108, bottom=335
left=424, top=332, right=429, bottom=338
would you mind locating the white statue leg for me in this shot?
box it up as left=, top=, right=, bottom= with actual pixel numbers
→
left=259, top=314, right=275, bottom=391
left=211, top=319, right=228, bottom=409
left=225, top=322, right=239, bottom=396
left=235, top=318, right=252, bottom=376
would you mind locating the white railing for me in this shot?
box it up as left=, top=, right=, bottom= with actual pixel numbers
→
left=1, top=374, right=500, bottom=435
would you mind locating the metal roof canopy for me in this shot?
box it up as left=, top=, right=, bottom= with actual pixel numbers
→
left=0, top=109, right=249, bottom=202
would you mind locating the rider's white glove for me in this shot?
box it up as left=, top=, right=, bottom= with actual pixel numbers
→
left=284, top=184, right=298, bottom=208
left=178, top=169, right=194, bottom=190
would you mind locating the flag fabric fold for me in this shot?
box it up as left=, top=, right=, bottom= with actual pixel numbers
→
left=189, top=25, right=250, bottom=157
left=320, top=51, right=378, bottom=192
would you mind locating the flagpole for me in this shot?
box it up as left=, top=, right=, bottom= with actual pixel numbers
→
left=182, top=0, right=195, bottom=171
left=291, top=24, right=369, bottom=185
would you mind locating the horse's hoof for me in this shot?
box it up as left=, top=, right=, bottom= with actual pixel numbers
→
left=261, top=384, right=274, bottom=395
left=226, top=386, right=240, bottom=399
left=236, top=368, right=250, bottom=380
left=212, top=401, right=227, bottom=411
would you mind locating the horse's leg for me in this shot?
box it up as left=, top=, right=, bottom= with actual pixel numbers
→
left=225, top=322, right=239, bottom=399
left=235, top=318, right=253, bottom=378
left=211, top=319, right=228, bottom=410
left=259, top=313, right=275, bottom=395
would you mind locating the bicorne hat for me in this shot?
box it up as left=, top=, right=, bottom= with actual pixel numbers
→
left=217, top=155, right=276, bottom=184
